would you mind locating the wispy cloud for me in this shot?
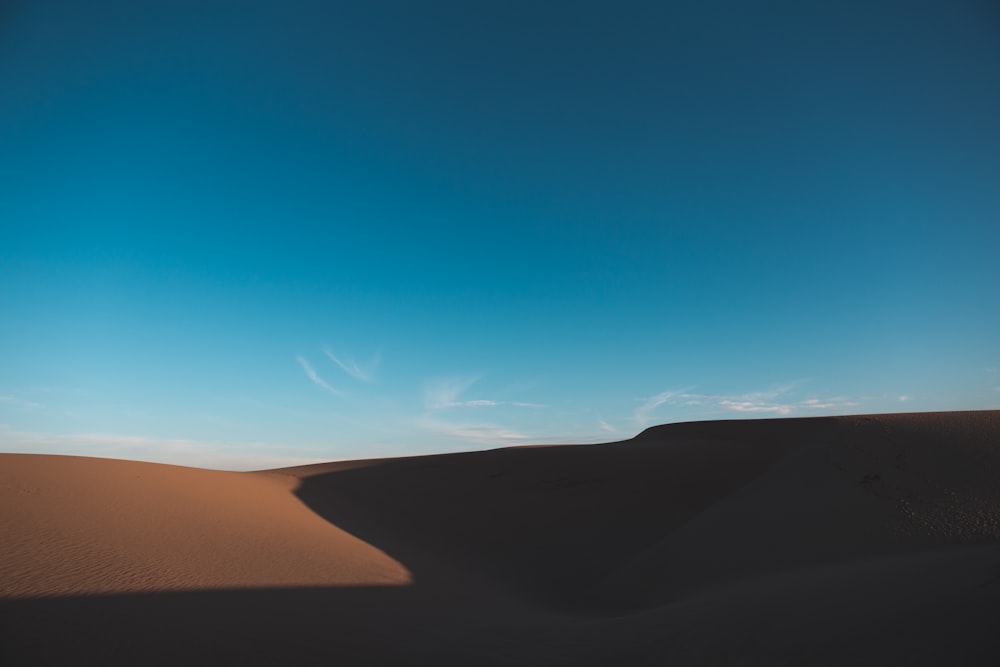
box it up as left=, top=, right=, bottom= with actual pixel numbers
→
left=634, top=384, right=859, bottom=425
left=424, top=376, right=481, bottom=409
left=720, top=400, right=793, bottom=415
left=451, top=399, right=545, bottom=408
left=0, top=426, right=327, bottom=471
left=423, top=376, right=544, bottom=410
left=416, top=376, right=545, bottom=448
left=417, top=416, right=533, bottom=446
left=0, top=395, right=41, bottom=409
left=598, top=419, right=618, bottom=433
left=296, top=356, right=341, bottom=395
left=634, top=388, right=693, bottom=426
left=323, top=346, right=380, bottom=383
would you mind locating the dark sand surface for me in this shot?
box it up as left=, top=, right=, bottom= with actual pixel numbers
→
left=2, top=411, right=999, bottom=665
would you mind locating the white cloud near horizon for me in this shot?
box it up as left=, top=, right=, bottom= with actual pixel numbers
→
left=416, top=416, right=533, bottom=446
left=0, top=426, right=328, bottom=471
left=322, top=346, right=380, bottom=383
left=423, top=376, right=544, bottom=410
left=634, top=384, right=860, bottom=425
left=0, top=394, right=41, bottom=409
left=296, top=356, right=341, bottom=395
left=720, top=400, right=793, bottom=414
left=417, top=376, right=547, bottom=448
left=634, top=389, right=692, bottom=426
left=459, top=399, right=500, bottom=407
left=598, top=419, right=617, bottom=433
left=424, top=376, right=481, bottom=409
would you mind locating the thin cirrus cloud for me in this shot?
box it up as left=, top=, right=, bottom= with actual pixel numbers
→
left=0, top=394, right=41, bottom=409
left=322, top=346, right=380, bottom=383
left=719, top=400, right=794, bottom=415
left=418, top=377, right=545, bottom=447
left=633, top=388, right=694, bottom=426
left=423, top=376, right=482, bottom=409
left=598, top=419, right=618, bottom=433
left=634, top=386, right=860, bottom=425
left=423, top=376, right=544, bottom=410
left=296, top=356, right=341, bottom=396
left=416, top=416, right=532, bottom=446
left=0, top=425, right=327, bottom=471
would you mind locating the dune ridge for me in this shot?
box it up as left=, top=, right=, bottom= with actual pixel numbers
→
left=2, top=410, right=999, bottom=665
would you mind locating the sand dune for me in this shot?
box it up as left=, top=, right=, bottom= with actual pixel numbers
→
left=0, top=455, right=410, bottom=598
left=2, top=411, right=999, bottom=665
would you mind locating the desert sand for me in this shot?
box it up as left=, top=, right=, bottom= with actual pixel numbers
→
left=2, top=411, right=999, bottom=665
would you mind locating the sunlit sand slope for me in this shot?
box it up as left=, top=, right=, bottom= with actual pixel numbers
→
left=0, top=455, right=410, bottom=597
left=2, top=411, right=998, bottom=665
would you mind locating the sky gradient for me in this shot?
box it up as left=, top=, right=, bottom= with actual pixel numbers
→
left=2, top=0, right=999, bottom=469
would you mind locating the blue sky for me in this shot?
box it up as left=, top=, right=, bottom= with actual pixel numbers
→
left=2, top=0, right=998, bottom=469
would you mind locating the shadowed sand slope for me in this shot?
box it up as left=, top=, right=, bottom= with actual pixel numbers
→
left=2, top=411, right=999, bottom=665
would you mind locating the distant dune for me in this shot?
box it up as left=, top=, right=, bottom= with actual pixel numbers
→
left=2, top=411, right=999, bottom=665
